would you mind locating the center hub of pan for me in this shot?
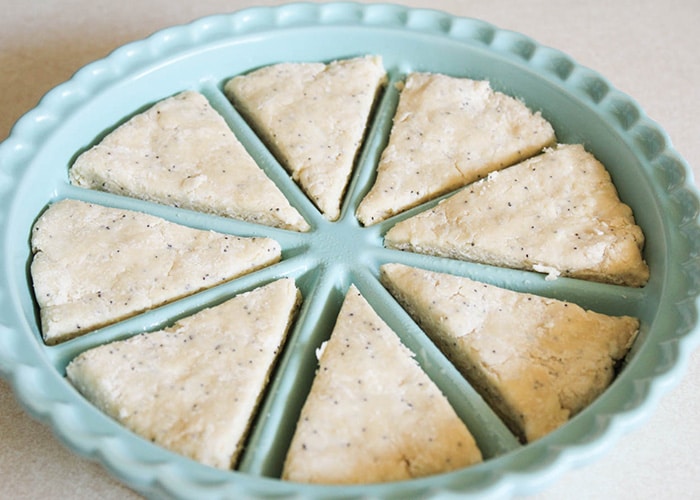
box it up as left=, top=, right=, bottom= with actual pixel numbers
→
left=310, top=217, right=381, bottom=268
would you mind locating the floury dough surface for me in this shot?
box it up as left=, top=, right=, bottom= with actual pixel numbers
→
left=225, top=56, right=387, bottom=221
left=356, top=72, right=556, bottom=225
left=282, top=285, right=482, bottom=484
left=380, top=263, right=639, bottom=442
left=30, top=199, right=281, bottom=344
left=66, top=279, right=301, bottom=469
left=70, top=91, right=309, bottom=232
left=385, top=144, right=649, bottom=287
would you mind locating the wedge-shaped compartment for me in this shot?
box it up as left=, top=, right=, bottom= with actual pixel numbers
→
left=224, top=55, right=388, bottom=222
left=65, top=277, right=302, bottom=470
left=378, top=262, right=641, bottom=444
left=67, top=88, right=310, bottom=232
left=356, top=71, right=557, bottom=226
left=29, top=198, right=284, bottom=345
left=382, top=143, right=649, bottom=288
left=282, top=284, right=484, bottom=483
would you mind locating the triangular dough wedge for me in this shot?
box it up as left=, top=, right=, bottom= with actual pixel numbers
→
left=30, top=199, right=282, bottom=344
left=282, top=285, right=482, bottom=484
left=356, top=73, right=556, bottom=225
left=66, top=278, right=301, bottom=469
left=70, top=91, right=309, bottom=232
left=225, top=56, right=387, bottom=221
left=385, top=144, right=649, bottom=287
left=380, top=263, right=639, bottom=442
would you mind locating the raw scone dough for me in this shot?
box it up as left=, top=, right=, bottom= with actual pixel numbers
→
left=356, top=73, right=556, bottom=225
left=66, top=278, right=301, bottom=469
left=380, top=263, right=639, bottom=442
left=30, top=199, right=282, bottom=344
left=70, top=91, right=309, bottom=232
left=225, top=56, right=387, bottom=221
left=282, top=285, right=482, bottom=484
left=384, top=144, right=649, bottom=287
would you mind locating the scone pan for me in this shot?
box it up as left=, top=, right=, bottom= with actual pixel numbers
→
left=1, top=2, right=698, bottom=498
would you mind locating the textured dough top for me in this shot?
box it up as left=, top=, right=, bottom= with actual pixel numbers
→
left=356, top=72, right=556, bottom=225
left=30, top=199, right=281, bottom=344
left=380, top=263, right=639, bottom=442
left=282, top=285, right=482, bottom=484
left=385, top=144, right=649, bottom=287
left=225, top=56, right=387, bottom=221
left=70, top=91, right=309, bottom=232
left=66, top=279, right=301, bottom=469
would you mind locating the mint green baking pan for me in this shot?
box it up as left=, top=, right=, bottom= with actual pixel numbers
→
left=1, top=2, right=699, bottom=498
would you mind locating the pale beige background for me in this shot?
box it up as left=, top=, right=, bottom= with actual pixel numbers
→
left=1, top=0, right=698, bottom=498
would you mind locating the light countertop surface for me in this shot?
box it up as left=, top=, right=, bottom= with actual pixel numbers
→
left=1, top=0, right=698, bottom=498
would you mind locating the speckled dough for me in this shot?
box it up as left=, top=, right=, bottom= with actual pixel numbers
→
left=30, top=199, right=282, bottom=344
left=69, top=91, right=309, bottom=232
left=385, top=144, right=649, bottom=287
left=356, top=72, right=556, bottom=225
left=66, top=278, right=301, bottom=469
left=225, top=56, right=387, bottom=221
left=380, top=263, right=639, bottom=442
left=282, top=285, right=482, bottom=484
